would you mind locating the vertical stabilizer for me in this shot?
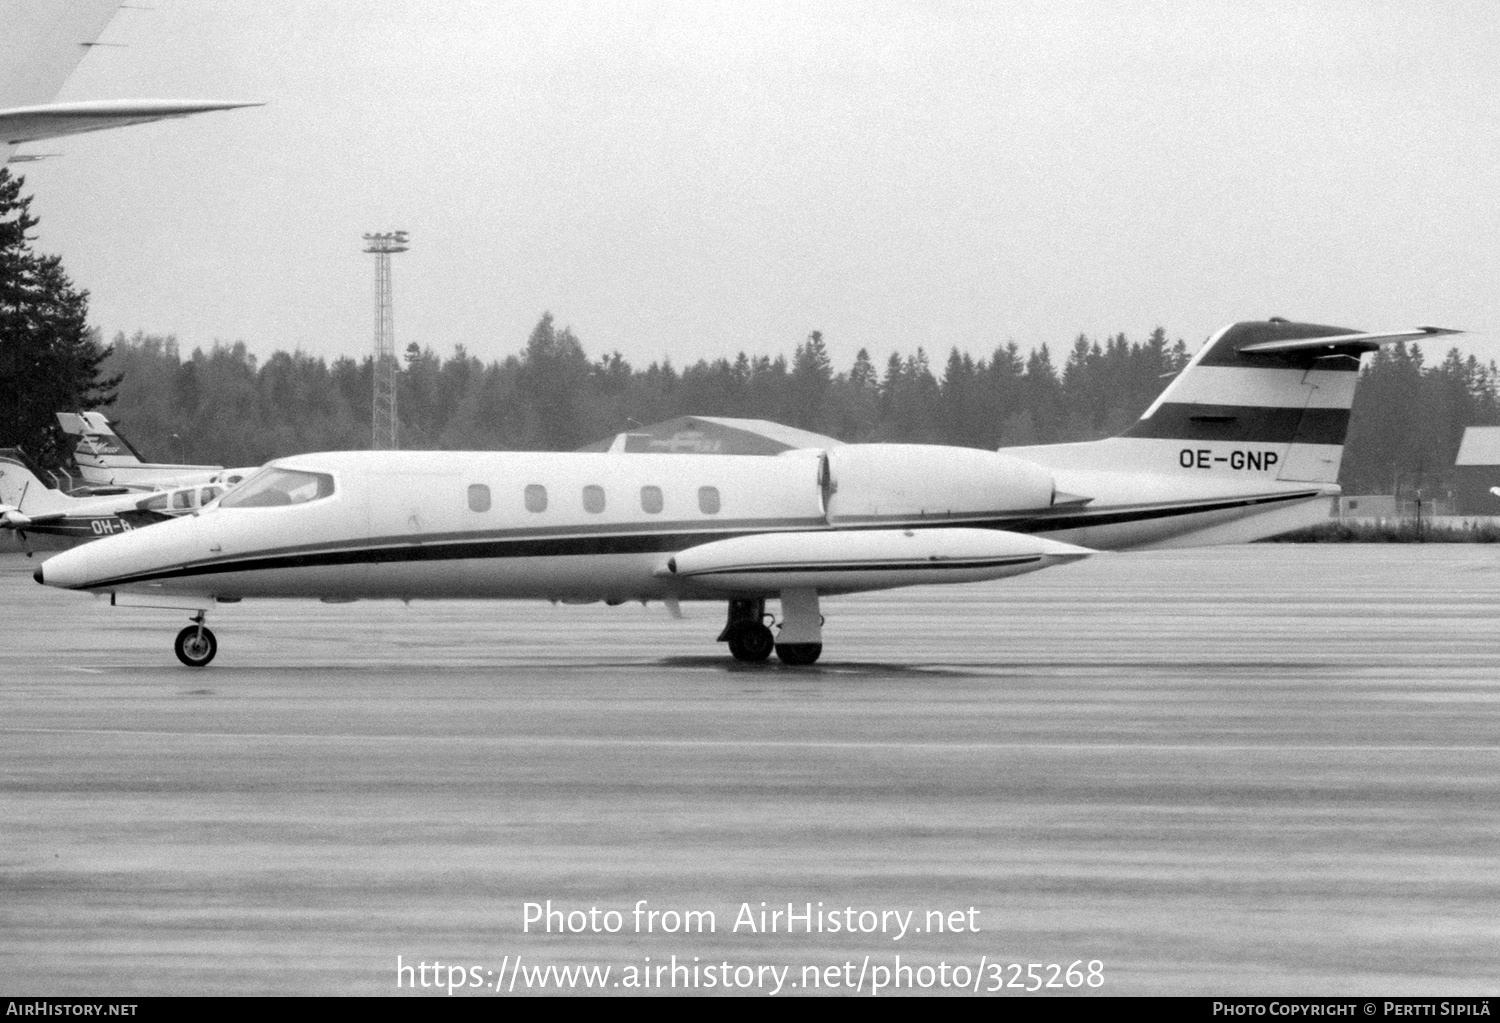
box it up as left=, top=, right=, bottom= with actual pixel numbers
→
left=1, top=2, right=264, bottom=165
left=1123, top=320, right=1361, bottom=484
left=1125, top=320, right=1458, bottom=484
left=1, top=0, right=121, bottom=164
left=1009, top=320, right=1457, bottom=493
left=0, top=453, right=70, bottom=516
left=0, top=1, right=121, bottom=111
left=57, top=411, right=146, bottom=472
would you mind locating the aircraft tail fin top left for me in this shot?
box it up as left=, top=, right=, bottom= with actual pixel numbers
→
left=0, top=0, right=121, bottom=113
left=57, top=411, right=146, bottom=470
left=1, top=1, right=264, bottom=164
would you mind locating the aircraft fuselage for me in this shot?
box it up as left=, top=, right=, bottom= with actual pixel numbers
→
left=37, top=446, right=1330, bottom=605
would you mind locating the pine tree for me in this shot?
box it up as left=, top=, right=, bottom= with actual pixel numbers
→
left=516, top=312, right=590, bottom=448
left=0, top=169, right=118, bottom=468
left=788, top=330, right=833, bottom=430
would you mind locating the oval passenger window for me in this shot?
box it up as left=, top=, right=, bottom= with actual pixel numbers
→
left=698, top=486, right=720, bottom=514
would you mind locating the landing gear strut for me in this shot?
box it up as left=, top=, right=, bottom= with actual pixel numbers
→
left=774, top=588, right=822, bottom=665
left=717, top=594, right=824, bottom=665
left=719, top=598, right=774, bottom=662
left=174, top=612, right=218, bottom=667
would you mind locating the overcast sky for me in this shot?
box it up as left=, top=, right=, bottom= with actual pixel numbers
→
left=19, top=0, right=1500, bottom=373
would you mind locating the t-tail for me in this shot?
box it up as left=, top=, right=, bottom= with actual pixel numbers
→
left=56, top=411, right=147, bottom=472
left=1124, top=319, right=1460, bottom=484
left=1007, top=319, right=1461, bottom=549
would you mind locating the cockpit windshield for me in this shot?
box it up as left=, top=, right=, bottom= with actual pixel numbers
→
left=219, top=468, right=335, bottom=509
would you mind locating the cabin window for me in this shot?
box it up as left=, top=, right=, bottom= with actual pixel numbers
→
left=467, top=484, right=491, bottom=512
left=200, top=486, right=224, bottom=505
left=698, top=486, right=721, bottom=514
left=172, top=490, right=195, bottom=511
left=140, top=494, right=169, bottom=512
left=220, top=468, right=335, bottom=509
left=640, top=485, right=663, bottom=514
left=583, top=485, right=606, bottom=514
left=524, top=484, right=548, bottom=513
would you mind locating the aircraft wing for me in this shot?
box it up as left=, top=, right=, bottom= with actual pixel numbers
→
left=1, top=1, right=264, bottom=163
left=1238, top=326, right=1463, bottom=355
left=1, top=99, right=264, bottom=147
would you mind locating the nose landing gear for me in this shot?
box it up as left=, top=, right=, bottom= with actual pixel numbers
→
left=174, top=612, right=218, bottom=667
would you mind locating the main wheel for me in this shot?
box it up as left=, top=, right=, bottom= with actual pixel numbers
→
left=775, top=642, right=822, bottom=666
left=727, top=621, right=775, bottom=663
left=174, top=625, right=218, bottom=667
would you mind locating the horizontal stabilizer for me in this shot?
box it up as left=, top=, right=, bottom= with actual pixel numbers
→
left=1238, top=326, right=1462, bottom=356
left=1, top=99, right=263, bottom=147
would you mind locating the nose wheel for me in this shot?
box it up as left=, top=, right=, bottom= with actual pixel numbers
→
left=174, top=614, right=218, bottom=667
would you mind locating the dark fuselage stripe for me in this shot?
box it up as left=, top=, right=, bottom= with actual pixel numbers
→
left=14, top=512, right=171, bottom=539
left=1123, top=404, right=1349, bottom=445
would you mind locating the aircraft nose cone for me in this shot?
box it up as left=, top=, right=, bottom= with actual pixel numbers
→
left=36, top=546, right=92, bottom=590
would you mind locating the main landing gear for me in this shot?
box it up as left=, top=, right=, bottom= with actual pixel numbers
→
left=720, top=598, right=774, bottom=662
left=718, top=592, right=824, bottom=666
left=174, top=612, right=218, bottom=667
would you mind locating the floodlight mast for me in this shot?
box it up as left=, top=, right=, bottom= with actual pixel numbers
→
left=362, top=231, right=409, bottom=450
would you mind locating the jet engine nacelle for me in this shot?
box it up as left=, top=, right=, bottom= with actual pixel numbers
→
left=824, top=444, right=1055, bottom=523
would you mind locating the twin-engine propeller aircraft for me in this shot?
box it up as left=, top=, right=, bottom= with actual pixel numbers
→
left=35, top=319, right=1458, bottom=667
left=0, top=453, right=228, bottom=549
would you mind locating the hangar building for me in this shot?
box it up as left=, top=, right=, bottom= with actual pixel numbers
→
left=1454, top=426, right=1500, bottom=515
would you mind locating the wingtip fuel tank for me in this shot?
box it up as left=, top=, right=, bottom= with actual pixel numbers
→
left=659, top=527, right=1092, bottom=595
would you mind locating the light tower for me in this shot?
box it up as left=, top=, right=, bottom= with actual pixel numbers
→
left=362, top=230, right=409, bottom=450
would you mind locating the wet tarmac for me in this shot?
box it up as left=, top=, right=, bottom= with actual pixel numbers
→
left=3, top=544, right=1499, bottom=996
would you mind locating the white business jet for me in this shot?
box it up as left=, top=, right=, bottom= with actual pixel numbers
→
left=35, top=319, right=1458, bottom=667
